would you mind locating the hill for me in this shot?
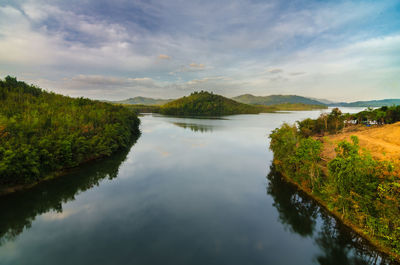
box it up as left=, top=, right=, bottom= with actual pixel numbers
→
left=0, top=76, right=140, bottom=192
left=113, top=96, right=172, bottom=105
left=122, top=94, right=327, bottom=115
left=332, top=99, right=400, bottom=107
left=232, top=94, right=327, bottom=106
left=268, top=103, right=327, bottom=111
left=159, top=91, right=273, bottom=116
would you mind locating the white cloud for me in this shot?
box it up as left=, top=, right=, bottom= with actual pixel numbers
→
left=0, top=4, right=153, bottom=71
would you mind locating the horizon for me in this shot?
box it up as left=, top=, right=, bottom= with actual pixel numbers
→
left=0, top=0, right=399, bottom=101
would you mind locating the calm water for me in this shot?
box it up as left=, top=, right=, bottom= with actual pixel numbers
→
left=0, top=108, right=396, bottom=265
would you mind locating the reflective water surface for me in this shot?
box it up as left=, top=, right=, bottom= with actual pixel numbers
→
left=0, top=108, right=397, bottom=265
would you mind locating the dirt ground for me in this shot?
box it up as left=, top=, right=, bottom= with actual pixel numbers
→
left=321, top=122, right=400, bottom=163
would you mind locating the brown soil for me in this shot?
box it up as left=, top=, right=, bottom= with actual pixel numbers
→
left=321, top=122, right=400, bottom=163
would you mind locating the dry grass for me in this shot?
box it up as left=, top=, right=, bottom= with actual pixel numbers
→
left=321, top=122, right=400, bottom=163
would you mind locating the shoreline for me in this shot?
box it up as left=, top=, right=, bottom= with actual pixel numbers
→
left=273, top=159, right=400, bottom=262
left=0, top=134, right=140, bottom=197
left=0, top=153, right=112, bottom=197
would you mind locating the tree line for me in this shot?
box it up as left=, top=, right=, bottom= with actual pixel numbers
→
left=0, top=76, right=140, bottom=188
left=297, top=106, right=400, bottom=137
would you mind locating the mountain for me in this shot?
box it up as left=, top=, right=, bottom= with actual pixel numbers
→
left=232, top=94, right=327, bottom=106
left=331, top=99, right=400, bottom=107
left=309, top=97, right=337, bottom=105
left=113, top=96, right=173, bottom=105
left=159, top=91, right=273, bottom=116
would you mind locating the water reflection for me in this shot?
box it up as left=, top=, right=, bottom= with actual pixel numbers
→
left=0, top=142, right=136, bottom=245
left=172, top=122, right=215, bottom=133
left=266, top=165, right=398, bottom=265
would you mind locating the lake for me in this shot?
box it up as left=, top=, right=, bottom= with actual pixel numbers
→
left=0, top=108, right=396, bottom=265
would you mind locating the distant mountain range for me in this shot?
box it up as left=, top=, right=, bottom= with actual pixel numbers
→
left=232, top=94, right=325, bottom=106
left=112, top=94, right=400, bottom=108
left=330, top=99, right=400, bottom=107
left=113, top=96, right=173, bottom=105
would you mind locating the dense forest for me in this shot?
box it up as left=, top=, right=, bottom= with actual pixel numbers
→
left=269, top=108, right=400, bottom=260
left=0, top=76, right=140, bottom=190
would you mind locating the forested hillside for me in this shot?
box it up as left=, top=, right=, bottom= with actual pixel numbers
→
left=0, top=76, right=140, bottom=190
left=159, top=91, right=273, bottom=116
left=332, top=99, right=400, bottom=107
left=232, top=94, right=326, bottom=106
left=112, top=96, right=172, bottom=105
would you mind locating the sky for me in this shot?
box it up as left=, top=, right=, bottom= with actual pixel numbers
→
left=0, top=0, right=399, bottom=101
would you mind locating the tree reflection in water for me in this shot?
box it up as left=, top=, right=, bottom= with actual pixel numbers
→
left=0, top=139, right=137, bottom=246
left=172, top=122, right=214, bottom=133
left=266, top=165, right=398, bottom=265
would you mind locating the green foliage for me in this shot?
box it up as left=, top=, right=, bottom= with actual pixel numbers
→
left=297, top=108, right=346, bottom=137
left=269, top=124, right=322, bottom=192
left=269, top=123, right=299, bottom=165
left=328, top=137, right=380, bottom=215
left=122, top=104, right=161, bottom=114
left=298, top=105, right=400, bottom=138
left=159, top=91, right=273, bottom=116
left=270, top=120, right=400, bottom=256
left=0, top=76, right=140, bottom=187
left=349, top=105, right=400, bottom=125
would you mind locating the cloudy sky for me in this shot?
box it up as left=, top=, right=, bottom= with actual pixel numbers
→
left=0, top=0, right=399, bottom=101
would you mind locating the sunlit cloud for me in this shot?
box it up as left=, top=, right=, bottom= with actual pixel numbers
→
left=158, top=54, right=171, bottom=60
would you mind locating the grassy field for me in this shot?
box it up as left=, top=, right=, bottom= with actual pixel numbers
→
left=321, top=122, right=400, bottom=162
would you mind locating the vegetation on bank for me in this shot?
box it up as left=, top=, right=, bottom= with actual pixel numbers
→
left=0, top=76, right=141, bottom=190
left=269, top=108, right=400, bottom=260
left=123, top=104, right=161, bottom=114
left=0, top=145, right=133, bottom=245
left=297, top=106, right=400, bottom=138
left=347, top=105, right=400, bottom=125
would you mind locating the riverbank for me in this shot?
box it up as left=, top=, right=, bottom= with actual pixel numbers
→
left=0, top=77, right=141, bottom=196
left=0, top=136, right=140, bottom=197
left=269, top=121, right=400, bottom=262
left=273, top=159, right=400, bottom=262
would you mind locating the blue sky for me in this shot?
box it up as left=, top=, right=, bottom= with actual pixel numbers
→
left=0, top=0, right=399, bottom=101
